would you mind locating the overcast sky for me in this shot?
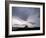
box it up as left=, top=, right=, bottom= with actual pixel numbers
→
left=12, top=7, right=40, bottom=27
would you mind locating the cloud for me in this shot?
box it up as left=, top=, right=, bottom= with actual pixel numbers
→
left=12, top=7, right=40, bottom=28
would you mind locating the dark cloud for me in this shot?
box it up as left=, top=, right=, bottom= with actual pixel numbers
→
left=12, top=7, right=40, bottom=21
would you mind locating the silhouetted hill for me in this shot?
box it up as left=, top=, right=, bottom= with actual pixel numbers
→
left=12, top=27, right=40, bottom=31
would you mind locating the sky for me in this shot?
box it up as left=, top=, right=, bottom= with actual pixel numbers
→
left=12, top=7, right=40, bottom=27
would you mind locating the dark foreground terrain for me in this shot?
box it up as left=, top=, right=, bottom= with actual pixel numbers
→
left=12, top=26, right=40, bottom=31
